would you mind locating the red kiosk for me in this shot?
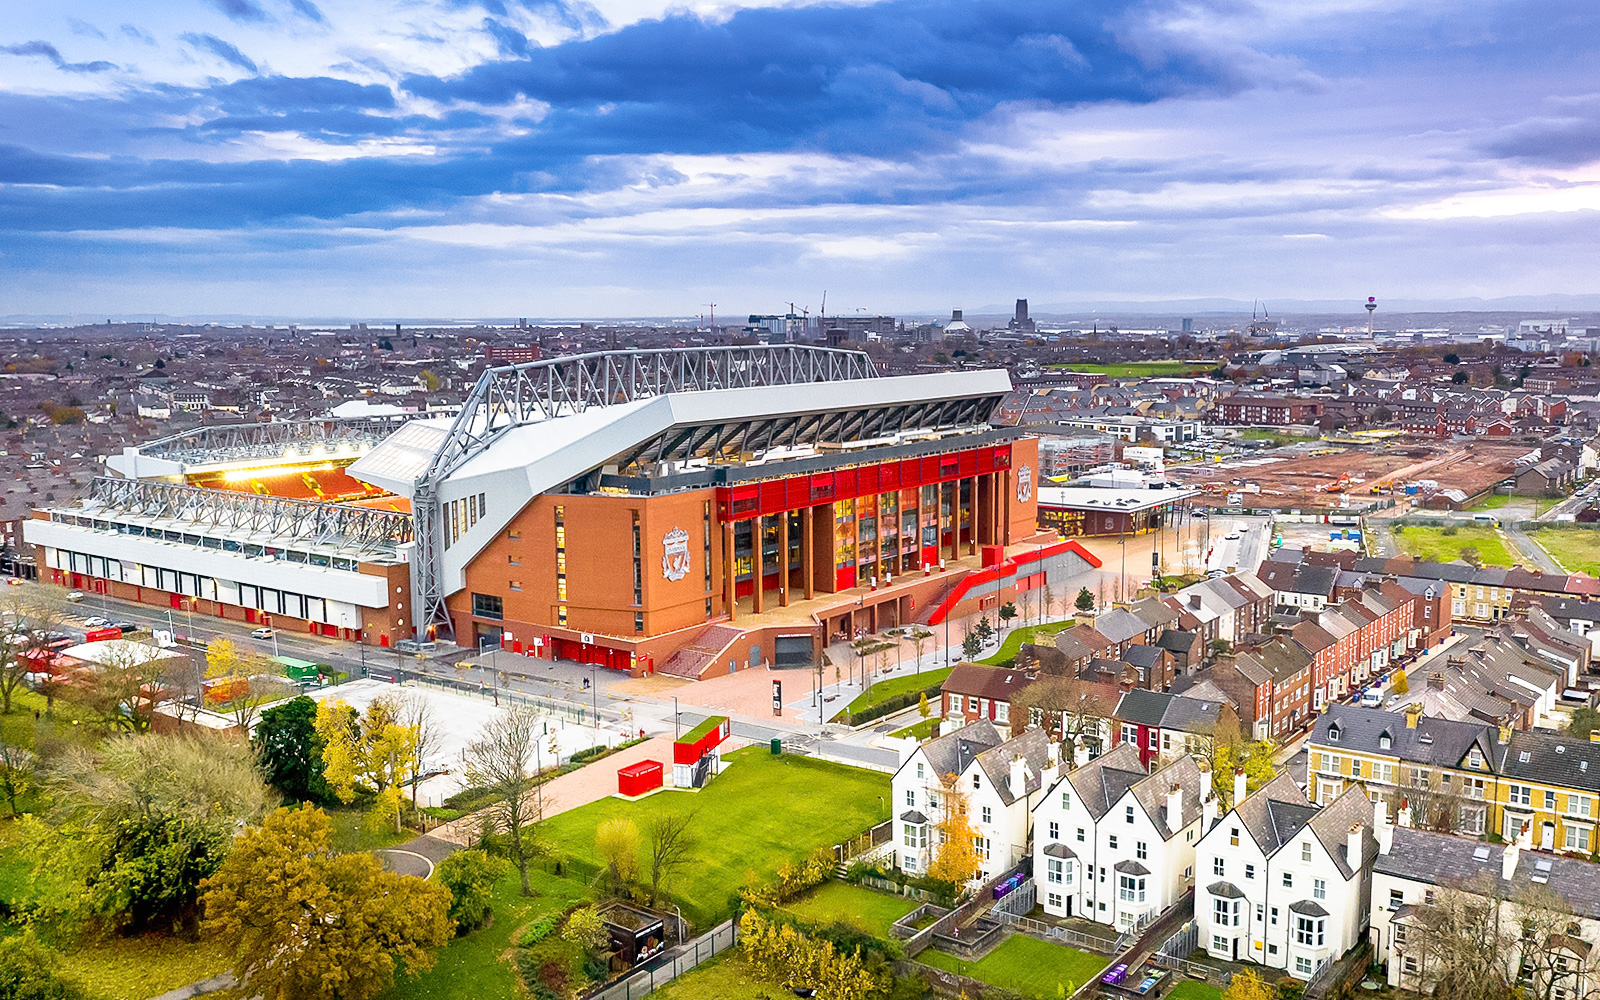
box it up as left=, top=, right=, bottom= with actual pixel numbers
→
left=616, top=760, right=664, bottom=798
left=672, top=716, right=729, bottom=789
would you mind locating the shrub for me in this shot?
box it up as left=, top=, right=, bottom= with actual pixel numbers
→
left=0, top=935, right=85, bottom=1000
left=434, top=849, right=509, bottom=934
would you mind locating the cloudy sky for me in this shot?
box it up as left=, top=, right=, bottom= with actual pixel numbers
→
left=1, top=0, right=1597, bottom=319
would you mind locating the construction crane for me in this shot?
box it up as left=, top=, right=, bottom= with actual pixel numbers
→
left=702, top=303, right=717, bottom=331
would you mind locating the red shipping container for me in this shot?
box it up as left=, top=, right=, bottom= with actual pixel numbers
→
left=617, top=760, right=663, bottom=797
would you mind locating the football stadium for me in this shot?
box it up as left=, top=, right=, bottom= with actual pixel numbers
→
left=27, top=346, right=1100, bottom=676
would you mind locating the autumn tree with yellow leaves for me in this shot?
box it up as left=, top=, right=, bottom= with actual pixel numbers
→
left=929, top=771, right=982, bottom=886
left=313, top=696, right=420, bottom=833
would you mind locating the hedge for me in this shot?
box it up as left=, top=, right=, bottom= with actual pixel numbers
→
left=835, top=680, right=947, bottom=727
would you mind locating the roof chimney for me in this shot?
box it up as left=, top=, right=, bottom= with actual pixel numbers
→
left=1404, top=703, right=1423, bottom=729
left=1234, top=767, right=1247, bottom=806
left=1010, top=755, right=1027, bottom=800
left=1190, top=594, right=1202, bottom=610
left=1203, top=792, right=1219, bottom=831
left=1502, top=838, right=1521, bottom=881
left=1167, top=783, right=1184, bottom=834
left=1376, top=803, right=1393, bottom=855
left=1396, top=797, right=1412, bottom=828
left=1347, top=823, right=1364, bottom=868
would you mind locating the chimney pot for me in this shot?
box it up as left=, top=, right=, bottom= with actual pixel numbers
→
left=1009, top=755, right=1027, bottom=799
left=1166, top=784, right=1184, bottom=834
left=1347, top=823, right=1364, bottom=866
left=1233, top=767, right=1247, bottom=806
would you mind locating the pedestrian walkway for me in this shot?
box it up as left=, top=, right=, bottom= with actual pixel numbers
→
left=429, top=735, right=676, bottom=846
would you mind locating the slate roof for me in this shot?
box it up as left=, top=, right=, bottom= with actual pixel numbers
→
left=1059, top=743, right=1147, bottom=820
left=1056, top=624, right=1113, bottom=662
left=917, top=719, right=1004, bottom=781
left=1208, top=880, right=1245, bottom=898
left=1377, top=827, right=1600, bottom=920
left=1311, top=704, right=1503, bottom=772
left=1095, top=608, right=1151, bottom=645
left=1115, top=688, right=1170, bottom=727
left=941, top=663, right=1037, bottom=702
left=972, top=726, right=1055, bottom=807
left=1043, top=843, right=1077, bottom=859
left=1503, top=728, right=1600, bottom=794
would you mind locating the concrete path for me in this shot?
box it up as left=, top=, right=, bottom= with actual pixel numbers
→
left=1504, top=521, right=1564, bottom=574
left=429, top=735, right=676, bottom=847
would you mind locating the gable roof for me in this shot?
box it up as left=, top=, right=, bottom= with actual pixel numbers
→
left=1060, top=742, right=1147, bottom=820
left=1311, top=704, right=1502, bottom=771
left=1503, top=728, right=1600, bottom=794
left=916, top=718, right=1004, bottom=780
left=971, top=727, right=1055, bottom=807
left=1377, top=827, right=1600, bottom=920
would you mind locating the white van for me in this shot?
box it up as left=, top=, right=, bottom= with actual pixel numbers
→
left=1473, top=513, right=1497, bottom=524
left=1359, top=688, right=1383, bottom=708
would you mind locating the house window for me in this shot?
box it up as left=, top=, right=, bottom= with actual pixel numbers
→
left=1148, top=730, right=1158, bottom=750
left=996, top=702, right=1009, bottom=723
left=1296, top=957, right=1314, bottom=976
left=1121, top=723, right=1137, bottom=745
left=1230, top=827, right=1240, bottom=847
left=1213, top=857, right=1225, bottom=876
left=916, top=762, right=925, bottom=779
left=973, top=772, right=981, bottom=790
left=1213, top=935, right=1228, bottom=952
left=1351, top=760, right=1362, bottom=778
left=1048, top=821, right=1060, bottom=840
left=1510, top=785, right=1532, bottom=806
left=1314, top=878, right=1327, bottom=900
left=1126, top=805, right=1135, bottom=824
left=1048, top=892, right=1063, bottom=909
left=1245, top=864, right=1255, bottom=880
left=1393, top=923, right=1407, bottom=947
left=1119, top=875, right=1146, bottom=903
left=1282, top=872, right=1294, bottom=888
left=1061, top=790, right=1072, bottom=810
left=975, top=836, right=990, bottom=861
left=1047, top=858, right=1064, bottom=884
left=1271, top=906, right=1279, bottom=925
left=905, top=790, right=915, bottom=806
left=1077, top=827, right=1086, bottom=842
left=1109, top=835, right=1119, bottom=850
left=1136, top=841, right=1148, bottom=860
left=902, top=823, right=926, bottom=848
left=1302, top=842, right=1313, bottom=862
left=1545, top=790, right=1557, bottom=810
left=1295, top=916, right=1326, bottom=947
left=1572, top=796, right=1593, bottom=818
left=968, top=696, right=979, bottom=713
left=1565, top=826, right=1592, bottom=853
left=981, top=806, right=992, bottom=824
left=1402, top=955, right=1419, bottom=976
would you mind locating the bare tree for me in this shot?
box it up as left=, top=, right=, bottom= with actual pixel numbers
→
left=83, top=643, right=175, bottom=733
left=1011, top=675, right=1109, bottom=760
left=401, top=691, right=445, bottom=810
left=645, top=811, right=697, bottom=907
left=461, top=705, right=540, bottom=896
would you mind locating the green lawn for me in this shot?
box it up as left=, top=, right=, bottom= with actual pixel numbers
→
left=841, top=667, right=951, bottom=717
left=1167, top=980, right=1224, bottom=1000
left=388, top=866, right=589, bottom=1000
left=1394, top=525, right=1513, bottom=567
left=326, top=806, right=415, bottom=853
left=782, top=882, right=918, bottom=939
left=1468, top=493, right=1512, bottom=511
left=919, top=935, right=1108, bottom=999
left=889, top=716, right=940, bottom=740
left=0, top=692, right=107, bottom=751
left=1047, top=361, right=1210, bottom=378
left=54, top=936, right=231, bottom=1000
left=537, top=748, right=889, bottom=927
left=979, top=621, right=1073, bottom=667
left=644, top=953, right=778, bottom=1000
left=1528, top=527, right=1600, bottom=576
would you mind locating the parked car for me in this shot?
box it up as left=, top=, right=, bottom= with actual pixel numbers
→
left=65, top=591, right=84, bottom=602
left=82, top=616, right=111, bottom=630
left=112, top=621, right=139, bottom=633
left=250, top=627, right=274, bottom=640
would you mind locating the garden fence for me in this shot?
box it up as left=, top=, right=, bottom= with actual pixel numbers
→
left=994, top=913, right=1117, bottom=955
left=862, top=876, right=949, bottom=905
left=835, top=820, right=893, bottom=863
left=989, top=878, right=1035, bottom=918
left=587, top=918, right=737, bottom=1000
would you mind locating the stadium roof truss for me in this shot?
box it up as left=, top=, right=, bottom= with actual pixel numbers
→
left=81, top=476, right=412, bottom=554
left=129, top=415, right=412, bottom=467
left=412, top=345, right=881, bottom=637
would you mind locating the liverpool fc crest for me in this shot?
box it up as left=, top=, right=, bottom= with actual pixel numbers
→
left=1016, top=465, right=1034, bottom=503
left=662, top=526, right=691, bottom=581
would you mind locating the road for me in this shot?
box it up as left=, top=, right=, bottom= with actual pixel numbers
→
left=1503, top=520, right=1564, bottom=574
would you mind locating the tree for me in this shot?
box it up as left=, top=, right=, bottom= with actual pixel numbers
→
left=420, top=369, right=441, bottom=392
left=80, top=642, right=172, bottom=733
left=0, top=933, right=86, bottom=1000
left=0, top=742, right=35, bottom=817
left=254, top=696, right=328, bottom=802
left=1041, top=581, right=1056, bottom=621
left=918, top=692, right=931, bottom=720
left=929, top=772, right=981, bottom=886
left=433, top=849, right=508, bottom=934
left=1011, top=675, right=1109, bottom=757
left=400, top=691, right=444, bottom=810
left=0, top=585, right=40, bottom=714
left=998, top=602, right=1017, bottom=629
left=974, top=616, right=995, bottom=644
left=961, top=628, right=983, bottom=661
left=461, top=705, right=540, bottom=896
left=314, top=696, right=420, bottom=832
left=204, top=637, right=290, bottom=732
left=202, top=804, right=452, bottom=1000
left=1459, top=545, right=1483, bottom=568
left=596, top=816, right=640, bottom=893
left=645, top=812, right=696, bottom=907
left=5, top=585, right=74, bottom=715
left=562, top=906, right=610, bottom=954
left=1213, top=738, right=1278, bottom=806
left=1392, top=667, right=1410, bottom=696
left=1567, top=706, right=1600, bottom=740
left=1075, top=587, right=1095, bottom=612
left=39, top=733, right=273, bottom=934
left=1222, top=968, right=1275, bottom=1000
left=1453, top=370, right=1470, bottom=384
left=910, top=629, right=930, bottom=668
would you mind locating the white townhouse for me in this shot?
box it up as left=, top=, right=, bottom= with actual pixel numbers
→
left=892, top=720, right=1057, bottom=881
left=1031, top=743, right=1218, bottom=930
left=1196, top=772, right=1377, bottom=980
left=1371, top=818, right=1600, bottom=997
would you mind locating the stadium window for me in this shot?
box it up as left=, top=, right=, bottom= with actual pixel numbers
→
left=479, top=493, right=487, bottom=519
left=558, top=604, right=567, bottom=626
left=509, top=581, right=521, bottom=591
left=635, top=611, right=644, bottom=633
left=472, top=594, right=504, bottom=620
left=507, top=529, right=520, bottom=541
left=632, top=511, right=643, bottom=606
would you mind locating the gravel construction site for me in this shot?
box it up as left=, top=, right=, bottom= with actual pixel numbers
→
left=1171, top=441, right=1526, bottom=509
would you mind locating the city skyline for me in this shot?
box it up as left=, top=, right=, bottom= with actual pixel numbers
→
left=2, top=0, right=1597, bottom=316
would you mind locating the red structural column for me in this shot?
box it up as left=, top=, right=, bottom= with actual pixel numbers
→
left=802, top=505, right=816, bottom=601
left=778, top=510, right=791, bottom=607
left=723, top=520, right=737, bottom=622
left=751, top=514, right=765, bottom=615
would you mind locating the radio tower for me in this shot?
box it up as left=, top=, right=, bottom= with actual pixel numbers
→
left=1365, top=296, right=1377, bottom=335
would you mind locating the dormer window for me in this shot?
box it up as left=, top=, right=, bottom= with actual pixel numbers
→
left=1468, top=748, right=1483, bottom=769
left=1329, top=726, right=1340, bottom=743
left=1379, top=732, right=1392, bottom=750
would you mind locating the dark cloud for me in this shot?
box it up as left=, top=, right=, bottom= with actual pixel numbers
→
left=180, top=32, right=260, bottom=74
left=1479, top=99, right=1600, bottom=167
left=289, top=0, right=328, bottom=24
left=0, top=40, right=115, bottom=74
left=482, top=18, right=534, bottom=59
left=208, top=0, right=273, bottom=23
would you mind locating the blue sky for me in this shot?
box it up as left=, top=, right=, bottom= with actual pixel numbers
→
left=1, top=0, right=1598, bottom=319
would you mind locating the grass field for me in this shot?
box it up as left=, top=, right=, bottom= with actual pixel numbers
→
left=920, top=935, right=1107, bottom=998
left=1394, top=525, right=1513, bottom=567
left=979, top=621, right=1074, bottom=667
left=1468, top=493, right=1512, bottom=511
left=1167, top=980, right=1224, bottom=1000
left=783, top=882, right=918, bottom=938
left=388, top=866, right=589, bottom=1000
left=644, top=953, right=778, bottom=1000
left=1047, top=361, right=1210, bottom=378
left=1528, top=527, right=1600, bottom=576
left=841, top=666, right=951, bottom=717
left=888, top=716, right=940, bottom=740
left=537, top=748, right=889, bottom=926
